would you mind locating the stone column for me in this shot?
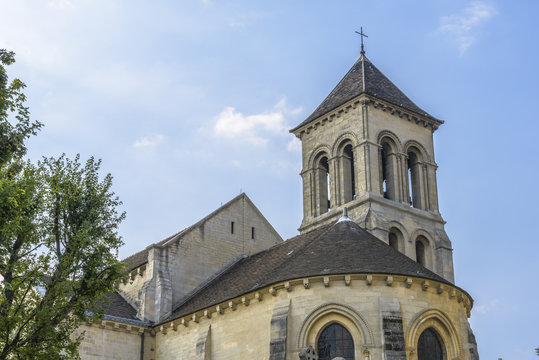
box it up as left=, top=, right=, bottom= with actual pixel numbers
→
left=425, top=163, right=439, bottom=213
left=301, top=169, right=314, bottom=219
left=328, top=156, right=339, bottom=209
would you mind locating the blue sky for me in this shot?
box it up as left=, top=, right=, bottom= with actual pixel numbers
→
left=2, top=1, right=538, bottom=359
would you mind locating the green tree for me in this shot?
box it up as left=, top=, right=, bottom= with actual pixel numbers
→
left=0, top=50, right=127, bottom=359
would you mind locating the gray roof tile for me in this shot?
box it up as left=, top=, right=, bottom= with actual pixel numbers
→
left=291, top=55, right=438, bottom=132
left=162, top=220, right=459, bottom=324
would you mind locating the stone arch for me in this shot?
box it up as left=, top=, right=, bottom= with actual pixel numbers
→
left=388, top=224, right=406, bottom=253
left=297, top=302, right=374, bottom=351
left=410, top=229, right=434, bottom=269
left=308, top=145, right=333, bottom=169
left=377, top=130, right=402, bottom=152
left=332, top=132, right=359, bottom=155
left=406, top=308, right=462, bottom=360
left=403, top=140, right=431, bottom=163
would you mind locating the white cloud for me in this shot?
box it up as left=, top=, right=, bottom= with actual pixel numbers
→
left=473, top=298, right=499, bottom=314
left=438, top=1, right=496, bottom=54
left=287, top=137, right=301, bottom=152
left=213, top=98, right=298, bottom=146
left=133, top=134, right=165, bottom=148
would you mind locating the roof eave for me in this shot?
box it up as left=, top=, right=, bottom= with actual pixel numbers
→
left=290, top=93, right=444, bottom=138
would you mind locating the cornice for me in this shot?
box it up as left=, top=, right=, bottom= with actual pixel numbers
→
left=291, top=94, right=444, bottom=139
left=153, top=273, right=473, bottom=334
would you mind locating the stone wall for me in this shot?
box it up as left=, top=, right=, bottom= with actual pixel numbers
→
left=77, top=322, right=153, bottom=360
left=152, top=274, right=475, bottom=360
left=118, top=194, right=283, bottom=322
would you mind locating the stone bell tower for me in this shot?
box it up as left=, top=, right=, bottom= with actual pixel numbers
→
left=290, top=47, right=455, bottom=282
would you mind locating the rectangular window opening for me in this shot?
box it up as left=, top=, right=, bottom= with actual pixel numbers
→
left=231, top=221, right=235, bottom=234
left=251, top=227, right=255, bottom=239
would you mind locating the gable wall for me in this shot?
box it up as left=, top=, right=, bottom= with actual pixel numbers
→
left=163, top=197, right=282, bottom=306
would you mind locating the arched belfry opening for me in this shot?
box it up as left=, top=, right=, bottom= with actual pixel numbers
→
left=342, top=144, right=356, bottom=203
left=388, top=227, right=403, bottom=253
left=314, top=154, right=331, bottom=215
left=415, top=236, right=428, bottom=267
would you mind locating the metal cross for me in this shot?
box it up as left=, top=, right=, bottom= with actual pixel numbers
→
left=355, top=27, right=368, bottom=55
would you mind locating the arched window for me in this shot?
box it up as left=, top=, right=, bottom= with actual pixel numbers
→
left=407, top=148, right=422, bottom=209
left=388, top=227, right=402, bottom=252
left=415, top=236, right=427, bottom=266
left=342, top=144, right=356, bottom=203
left=379, top=139, right=398, bottom=201
left=417, top=328, right=444, bottom=360
left=315, top=154, right=331, bottom=214
left=317, top=323, right=354, bottom=360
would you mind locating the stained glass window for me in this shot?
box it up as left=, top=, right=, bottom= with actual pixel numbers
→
left=417, top=327, right=444, bottom=360
left=317, top=323, right=355, bottom=360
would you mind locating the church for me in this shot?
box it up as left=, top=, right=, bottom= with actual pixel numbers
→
left=76, top=44, right=479, bottom=360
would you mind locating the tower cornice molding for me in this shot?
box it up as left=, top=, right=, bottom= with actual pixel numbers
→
left=291, top=94, right=443, bottom=139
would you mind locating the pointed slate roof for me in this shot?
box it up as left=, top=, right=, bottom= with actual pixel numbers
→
left=291, top=55, right=438, bottom=132
left=161, top=219, right=462, bottom=324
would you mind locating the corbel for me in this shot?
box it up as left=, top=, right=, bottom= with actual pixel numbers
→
left=254, top=292, right=262, bottom=302
left=192, top=314, right=198, bottom=323
left=366, top=275, right=373, bottom=286
left=204, top=310, right=211, bottom=319
left=284, top=281, right=291, bottom=292
left=241, top=297, right=250, bottom=306
left=344, top=275, right=351, bottom=286
left=114, top=323, right=120, bottom=329
left=437, top=284, right=444, bottom=294
left=170, top=322, right=177, bottom=331
left=449, top=288, right=456, bottom=299
left=323, top=276, right=330, bottom=287
left=386, top=276, right=393, bottom=286
left=228, top=301, right=236, bottom=311
left=126, top=325, right=132, bottom=332
left=422, top=281, right=429, bottom=291
left=303, top=278, right=310, bottom=289
left=100, top=321, right=106, bottom=328
left=181, top=318, right=188, bottom=327
left=269, top=287, right=277, bottom=296
left=405, top=277, right=413, bottom=288
left=215, top=305, right=223, bottom=315
left=159, top=325, right=166, bottom=335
